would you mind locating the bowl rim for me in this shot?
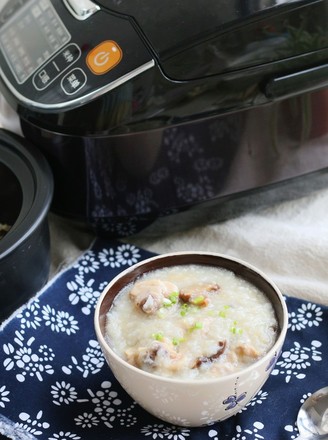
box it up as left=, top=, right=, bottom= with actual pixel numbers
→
left=94, top=251, right=289, bottom=385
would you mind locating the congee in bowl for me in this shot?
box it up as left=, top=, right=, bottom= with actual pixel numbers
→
left=95, top=252, right=288, bottom=427
left=106, top=264, right=278, bottom=380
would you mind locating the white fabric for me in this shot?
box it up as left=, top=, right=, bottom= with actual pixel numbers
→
left=0, top=94, right=22, bottom=135
left=128, top=175, right=328, bottom=307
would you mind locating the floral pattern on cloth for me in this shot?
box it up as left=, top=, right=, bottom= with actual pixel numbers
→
left=0, top=239, right=327, bottom=440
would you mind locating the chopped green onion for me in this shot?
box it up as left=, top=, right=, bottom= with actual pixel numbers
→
left=230, top=321, right=243, bottom=335
left=231, top=327, right=243, bottom=335
left=163, top=298, right=173, bottom=307
left=172, top=337, right=185, bottom=346
left=169, top=292, right=179, bottom=304
left=192, top=295, right=205, bottom=305
left=218, top=305, right=231, bottom=318
left=190, top=321, right=203, bottom=331
left=152, top=332, right=164, bottom=341
left=180, top=303, right=189, bottom=316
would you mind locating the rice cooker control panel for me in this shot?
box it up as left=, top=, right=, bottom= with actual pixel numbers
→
left=0, top=0, right=155, bottom=112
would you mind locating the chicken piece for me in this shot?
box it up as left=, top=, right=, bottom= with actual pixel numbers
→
left=192, top=340, right=227, bottom=369
left=235, top=344, right=259, bottom=360
left=129, top=279, right=179, bottom=314
left=179, top=282, right=220, bottom=307
left=125, top=340, right=180, bottom=371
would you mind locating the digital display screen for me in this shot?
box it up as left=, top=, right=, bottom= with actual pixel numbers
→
left=0, top=0, right=70, bottom=84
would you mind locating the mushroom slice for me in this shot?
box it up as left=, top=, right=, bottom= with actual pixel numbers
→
left=192, top=340, right=227, bottom=369
left=179, top=282, right=220, bottom=306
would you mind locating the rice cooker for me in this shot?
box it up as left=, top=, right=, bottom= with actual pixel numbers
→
left=1, top=0, right=328, bottom=236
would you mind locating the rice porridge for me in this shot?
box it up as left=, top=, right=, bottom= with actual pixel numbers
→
left=105, top=264, right=278, bottom=380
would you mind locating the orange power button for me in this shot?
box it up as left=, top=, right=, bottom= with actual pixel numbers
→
left=86, top=41, right=123, bottom=75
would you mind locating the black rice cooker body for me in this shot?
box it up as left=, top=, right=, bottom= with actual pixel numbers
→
left=1, top=0, right=328, bottom=236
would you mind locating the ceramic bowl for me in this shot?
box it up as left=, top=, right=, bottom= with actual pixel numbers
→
left=94, top=252, right=288, bottom=427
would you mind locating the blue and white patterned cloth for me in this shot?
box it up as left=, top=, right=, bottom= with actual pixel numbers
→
left=0, top=239, right=327, bottom=440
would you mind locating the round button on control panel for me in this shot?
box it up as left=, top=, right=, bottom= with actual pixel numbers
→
left=61, top=68, right=87, bottom=95
left=86, top=40, right=122, bottom=75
